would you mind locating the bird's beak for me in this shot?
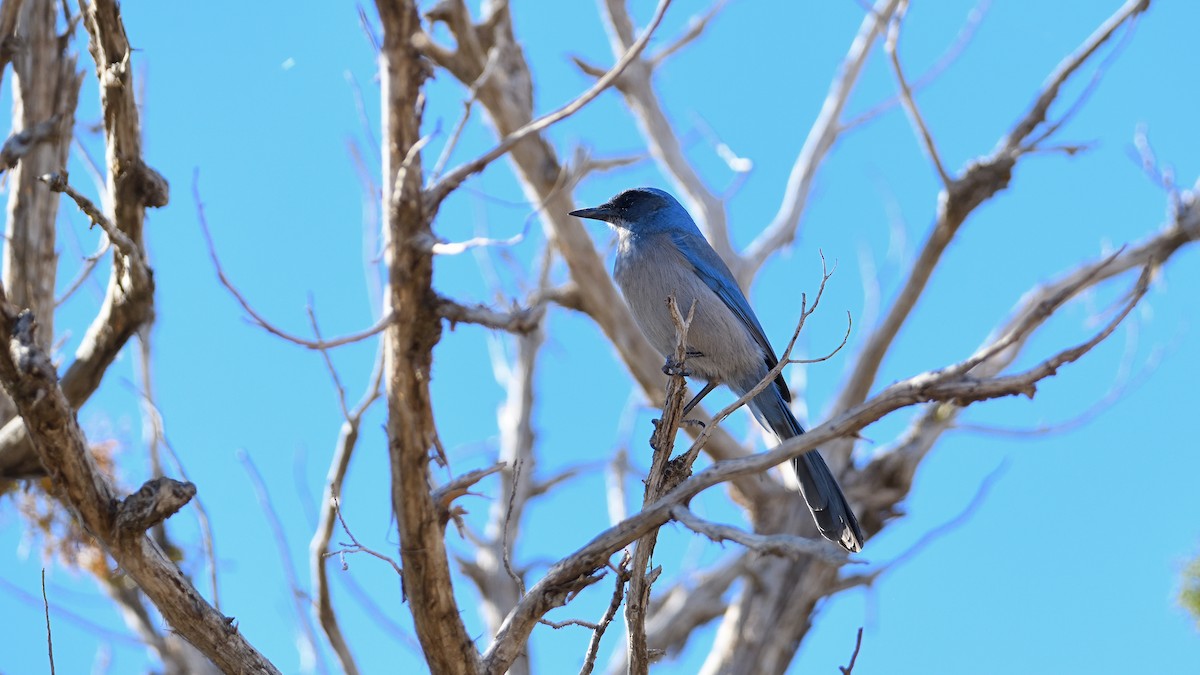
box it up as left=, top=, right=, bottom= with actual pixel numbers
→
left=569, top=205, right=614, bottom=222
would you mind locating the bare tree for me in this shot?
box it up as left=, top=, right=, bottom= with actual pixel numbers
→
left=1, top=0, right=1195, bottom=673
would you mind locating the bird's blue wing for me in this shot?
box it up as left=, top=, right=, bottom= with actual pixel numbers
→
left=669, top=230, right=786, bottom=395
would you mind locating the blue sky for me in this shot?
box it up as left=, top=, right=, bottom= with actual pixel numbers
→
left=3, top=1, right=1199, bottom=673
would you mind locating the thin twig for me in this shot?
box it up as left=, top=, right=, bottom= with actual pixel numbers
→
left=670, top=506, right=851, bottom=565
left=502, top=457, right=526, bottom=596
left=1001, top=0, right=1149, bottom=153
left=0, top=576, right=140, bottom=646
left=648, top=0, right=727, bottom=67
left=42, top=569, right=56, bottom=675
left=843, top=0, right=990, bottom=130
left=839, top=627, right=864, bottom=675
left=195, top=172, right=393, bottom=351
left=307, top=302, right=350, bottom=420
left=239, top=451, right=327, bottom=675
left=328, top=498, right=404, bottom=577
left=579, top=553, right=631, bottom=675
left=426, top=0, right=675, bottom=207
left=745, top=0, right=900, bottom=281
left=127, top=385, right=221, bottom=611
left=886, top=1, right=951, bottom=188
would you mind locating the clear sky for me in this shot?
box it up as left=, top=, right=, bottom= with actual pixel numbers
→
left=3, top=1, right=1199, bottom=674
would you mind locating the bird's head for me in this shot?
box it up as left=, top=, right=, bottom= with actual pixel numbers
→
left=569, top=187, right=692, bottom=235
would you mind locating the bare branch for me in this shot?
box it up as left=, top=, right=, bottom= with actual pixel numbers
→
left=196, top=177, right=393, bottom=351
left=579, top=553, right=631, bottom=675
left=39, top=171, right=135, bottom=257
left=1001, top=0, right=1148, bottom=153
left=670, top=506, right=851, bottom=566
left=744, top=0, right=900, bottom=282
left=843, top=0, right=990, bottom=131
left=885, top=1, right=952, bottom=188
left=647, top=0, right=726, bottom=67
left=482, top=255, right=1152, bottom=672
left=825, top=8, right=1152, bottom=420
left=42, top=569, right=55, bottom=675
left=0, top=302, right=277, bottom=672
left=239, top=452, right=325, bottom=674
left=329, top=498, right=404, bottom=577
left=839, top=628, right=864, bottom=675
left=310, top=348, right=384, bottom=675
left=626, top=295, right=696, bottom=674
left=426, top=0, right=674, bottom=207
left=598, top=0, right=732, bottom=263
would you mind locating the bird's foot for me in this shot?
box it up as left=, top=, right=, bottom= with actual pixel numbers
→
left=662, top=356, right=693, bottom=378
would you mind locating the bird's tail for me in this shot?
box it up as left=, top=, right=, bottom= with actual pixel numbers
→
left=747, top=389, right=865, bottom=553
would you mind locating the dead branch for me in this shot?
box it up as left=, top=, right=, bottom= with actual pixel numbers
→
left=374, top=0, right=483, bottom=670
left=843, top=0, right=990, bottom=130
left=626, top=295, right=696, bottom=674
left=0, top=301, right=277, bottom=672
left=831, top=1, right=1146, bottom=424
left=239, top=452, right=325, bottom=673
left=670, top=506, right=851, bottom=566
left=424, top=0, right=674, bottom=208
left=309, top=349, right=384, bottom=675
left=482, top=258, right=1150, bottom=673
left=839, top=628, right=864, bottom=674
left=0, top=0, right=160, bottom=481
left=743, top=0, right=900, bottom=284
left=886, top=1, right=952, bottom=188
left=195, top=178, right=394, bottom=352
left=580, top=553, right=631, bottom=675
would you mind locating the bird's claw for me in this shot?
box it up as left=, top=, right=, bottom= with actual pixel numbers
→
left=662, top=357, right=691, bottom=378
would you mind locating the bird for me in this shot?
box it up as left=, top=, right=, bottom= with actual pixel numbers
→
left=570, top=187, right=864, bottom=553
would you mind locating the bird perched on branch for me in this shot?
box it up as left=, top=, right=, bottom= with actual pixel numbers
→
left=571, top=187, right=864, bottom=552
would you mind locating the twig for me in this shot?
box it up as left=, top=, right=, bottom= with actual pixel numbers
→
left=843, top=0, right=990, bottom=130
left=0, top=576, right=140, bottom=646
left=502, top=458, right=526, bottom=596
left=309, top=348, right=384, bottom=675
left=670, top=506, right=852, bottom=565
left=429, top=45, right=498, bottom=183
left=745, top=0, right=900, bottom=282
left=626, top=295, right=696, bottom=674
left=426, top=0, right=675, bottom=207
left=54, top=227, right=111, bottom=307
left=1020, top=11, right=1140, bottom=152
left=307, top=302, right=350, bottom=420
left=39, top=171, right=137, bottom=257
left=1001, top=0, right=1149, bottom=153
left=195, top=172, right=393, bottom=351
left=954, top=249, right=1125, bottom=377
left=677, top=257, right=837, bottom=471
left=42, top=569, right=56, bottom=675
left=648, top=0, right=727, bottom=67
left=839, top=627, right=864, bottom=675
left=429, top=221, right=527, bottom=255
left=328, top=497, right=404, bottom=577
left=885, top=1, right=952, bottom=188
left=239, top=451, right=327, bottom=675
left=579, top=553, right=632, bottom=675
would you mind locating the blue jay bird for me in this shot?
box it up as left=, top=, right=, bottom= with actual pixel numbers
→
left=571, top=187, right=864, bottom=552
